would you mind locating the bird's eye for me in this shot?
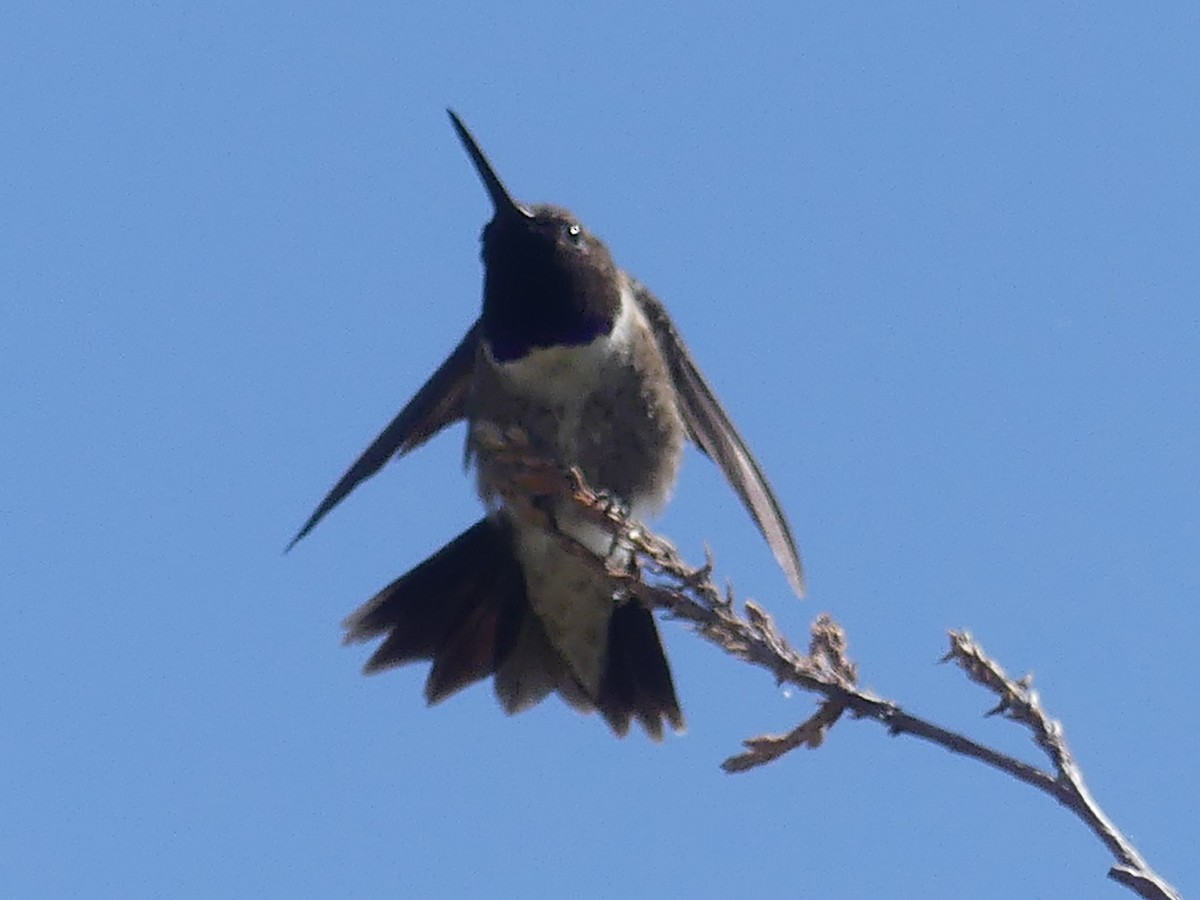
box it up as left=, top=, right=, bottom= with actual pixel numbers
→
left=562, top=222, right=585, bottom=248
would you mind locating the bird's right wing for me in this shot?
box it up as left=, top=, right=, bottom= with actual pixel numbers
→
left=287, top=321, right=481, bottom=549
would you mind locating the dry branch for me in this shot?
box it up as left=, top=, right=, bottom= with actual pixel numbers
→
left=476, top=425, right=1181, bottom=900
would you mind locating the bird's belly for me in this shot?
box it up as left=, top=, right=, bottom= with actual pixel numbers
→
left=469, top=362, right=686, bottom=697
left=470, top=358, right=685, bottom=516
left=466, top=321, right=687, bottom=700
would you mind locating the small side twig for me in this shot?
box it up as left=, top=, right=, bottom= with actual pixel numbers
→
left=476, top=427, right=1181, bottom=900
left=943, top=634, right=1180, bottom=900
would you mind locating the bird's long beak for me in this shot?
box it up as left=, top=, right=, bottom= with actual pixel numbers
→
left=447, top=109, right=532, bottom=223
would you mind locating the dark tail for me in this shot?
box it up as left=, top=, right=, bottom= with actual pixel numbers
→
left=342, top=516, right=684, bottom=739
left=596, top=600, right=686, bottom=740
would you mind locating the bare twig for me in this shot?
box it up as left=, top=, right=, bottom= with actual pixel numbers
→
left=477, top=428, right=1181, bottom=900
left=943, top=634, right=1180, bottom=900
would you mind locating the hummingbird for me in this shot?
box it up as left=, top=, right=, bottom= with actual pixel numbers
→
left=289, top=110, right=805, bottom=739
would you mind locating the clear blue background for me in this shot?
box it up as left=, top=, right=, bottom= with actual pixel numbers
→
left=3, top=4, right=1196, bottom=898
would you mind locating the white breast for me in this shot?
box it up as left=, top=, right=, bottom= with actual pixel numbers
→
left=483, top=281, right=640, bottom=403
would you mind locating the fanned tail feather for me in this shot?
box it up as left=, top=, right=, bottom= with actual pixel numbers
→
left=342, top=515, right=684, bottom=738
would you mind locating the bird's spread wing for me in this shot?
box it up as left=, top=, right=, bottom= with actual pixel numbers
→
left=287, top=322, right=481, bottom=549
left=633, top=280, right=806, bottom=596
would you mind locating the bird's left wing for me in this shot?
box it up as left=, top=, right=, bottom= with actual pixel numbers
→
left=633, top=281, right=806, bottom=596
left=287, top=321, right=480, bottom=549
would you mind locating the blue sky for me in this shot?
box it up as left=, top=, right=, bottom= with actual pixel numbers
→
left=3, top=4, right=1197, bottom=898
